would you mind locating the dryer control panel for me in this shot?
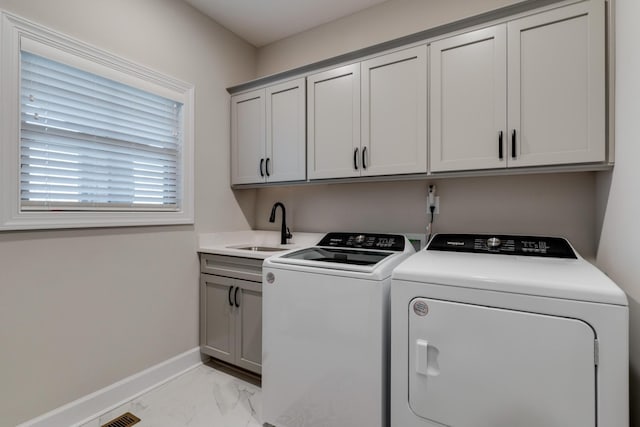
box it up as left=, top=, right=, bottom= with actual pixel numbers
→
left=318, top=232, right=405, bottom=251
left=428, top=234, right=577, bottom=259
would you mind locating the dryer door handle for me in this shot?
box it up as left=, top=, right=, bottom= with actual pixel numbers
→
left=416, top=339, right=429, bottom=376
left=415, top=339, right=440, bottom=377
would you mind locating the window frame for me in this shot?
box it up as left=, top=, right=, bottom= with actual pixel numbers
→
left=0, top=11, right=195, bottom=231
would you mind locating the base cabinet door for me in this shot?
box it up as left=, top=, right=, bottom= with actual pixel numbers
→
left=200, top=275, right=235, bottom=364
left=235, top=283, right=263, bottom=373
left=200, top=274, right=262, bottom=374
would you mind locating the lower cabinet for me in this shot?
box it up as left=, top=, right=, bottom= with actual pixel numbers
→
left=199, top=255, right=262, bottom=374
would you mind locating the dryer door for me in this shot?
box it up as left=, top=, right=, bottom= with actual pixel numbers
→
left=408, top=298, right=596, bottom=427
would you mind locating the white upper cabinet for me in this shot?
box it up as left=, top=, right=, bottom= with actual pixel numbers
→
left=266, top=79, right=306, bottom=182
left=307, top=64, right=361, bottom=180
left=231, top=89, right=265, bottom=184
left=430, top=0, right=605, bottom=172
left=231, top=78, right=306, bottom=185
left=307, top=46, right=427, bottom=180
left=232, top=0, right=608, bottom=185
left=507, top=0, right=605, bottom=167
left=361, top=46, right=428, bottom=176
left=430, top=26, right=507, bottom=172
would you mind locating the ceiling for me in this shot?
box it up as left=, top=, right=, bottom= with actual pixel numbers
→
left=183, top=0, right=389, bottom=47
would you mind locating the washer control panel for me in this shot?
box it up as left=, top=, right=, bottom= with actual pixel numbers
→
left=428, top=234, right=577, bottom=259
left=318, top=232, right=406, bottom=251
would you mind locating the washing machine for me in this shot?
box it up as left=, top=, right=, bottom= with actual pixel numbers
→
left=390, top=233, right=628, bottom=427
left=262, top=232, right=415, bottom=427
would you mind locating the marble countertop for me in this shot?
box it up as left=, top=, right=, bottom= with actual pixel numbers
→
left=198, top=230, right=325, bottom=259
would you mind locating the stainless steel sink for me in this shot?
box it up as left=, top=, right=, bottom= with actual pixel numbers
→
left=230, top=246, right=287, bottom=252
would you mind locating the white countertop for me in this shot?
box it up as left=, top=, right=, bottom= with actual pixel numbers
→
left=198, top=230, right=325, bottom=259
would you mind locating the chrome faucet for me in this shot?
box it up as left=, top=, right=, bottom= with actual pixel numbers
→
left=269, top=202, right=292, bottom=245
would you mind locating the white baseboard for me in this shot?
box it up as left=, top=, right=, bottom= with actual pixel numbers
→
left=18, top=347, right=204, bottom=427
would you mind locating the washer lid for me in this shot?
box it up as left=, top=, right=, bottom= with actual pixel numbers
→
left=392, top=235, right=627, bottom=306
left=279, top=247, right=393, bottom=266
left=265, top=233, right=415, bottom=276
left=267, top=246, right=402, bottom=275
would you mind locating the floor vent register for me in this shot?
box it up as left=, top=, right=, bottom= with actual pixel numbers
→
left=100, top=412, right=141, bottom=427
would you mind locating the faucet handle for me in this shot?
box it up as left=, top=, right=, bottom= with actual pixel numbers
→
left=285, top=227, right=293, bottom=241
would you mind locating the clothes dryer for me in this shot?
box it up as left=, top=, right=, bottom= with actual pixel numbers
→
left=391, top=234, right=628, bottom=427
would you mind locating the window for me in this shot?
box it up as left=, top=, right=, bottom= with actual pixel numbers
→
left=20, top=52, right=183, bottom=210
left=1, top=11, right=194, bottom=230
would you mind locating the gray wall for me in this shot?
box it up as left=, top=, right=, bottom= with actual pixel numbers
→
left=0, top=0, right=256, bottom=425
left=256, top=0, right=525, bottom=77
left=596, top=0, right=640, bottom=423
left=254, top=173, right=597, bottom=257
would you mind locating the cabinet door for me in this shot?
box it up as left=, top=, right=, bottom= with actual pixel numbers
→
left=307, top=64, right=361, bottom=179
left=234, top=279, right=263, bottom=374
left=200, top=275, right=235, bottom=365
left=266, top=78, right=306, bottom=183
left=507, top=1, right=605, bottom=167
left=362, top=46, right=427, bottom=176
left=231, top=89, right=266, bottom=185
left=430, top=26, right=507, bottom=172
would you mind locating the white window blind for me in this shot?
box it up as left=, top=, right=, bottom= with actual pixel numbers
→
left=20, top=51, right=183, bottom=211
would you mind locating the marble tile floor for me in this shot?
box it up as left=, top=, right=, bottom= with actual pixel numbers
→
left=80, top=361, right=262, bottom=427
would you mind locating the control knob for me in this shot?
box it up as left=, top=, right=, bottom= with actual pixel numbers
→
left=487, top=237, right=501, bottom=248
left=354, top=234, right=366, bottom=244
